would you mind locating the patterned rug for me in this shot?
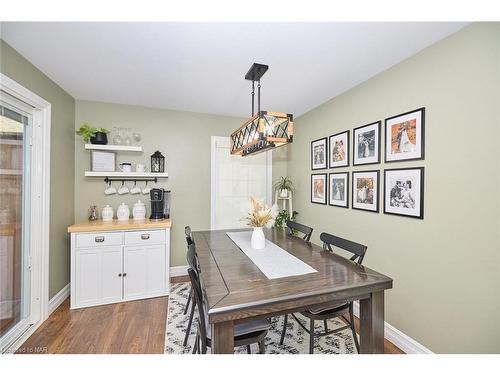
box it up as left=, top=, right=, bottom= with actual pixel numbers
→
left=165, top=282, right=357, bottom=354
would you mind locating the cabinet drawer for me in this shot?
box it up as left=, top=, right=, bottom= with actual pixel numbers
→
left=75, top=232, right=123, bottom=248
left=124, top=230, right=166, bottom=245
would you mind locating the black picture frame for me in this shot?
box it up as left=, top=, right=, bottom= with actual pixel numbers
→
left=311, top=137, right=328, bottom=170
left=352, top=121, right=381, bottom=166
left=328, top=130, right=350, bottom=168
left=383, top=167, right=424, bottom=219
left=384, top=107, right=425, bottom=163
left=329, top=172, right=349, bottom=208
left=351, top=170, right=380, bottom=213
left=311, top=173, right=327, bottom=205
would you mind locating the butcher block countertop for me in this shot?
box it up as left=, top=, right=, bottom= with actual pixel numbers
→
left=67, top=219, right=172, bottom=233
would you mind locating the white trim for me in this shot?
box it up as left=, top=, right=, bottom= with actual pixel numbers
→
left=352, top=301, right=433, bottom=354
left=48, top=284, right=70, bottom=316
left=0, top=73, right=51, bottom=352
left=170, top=265, right=189, bottom=277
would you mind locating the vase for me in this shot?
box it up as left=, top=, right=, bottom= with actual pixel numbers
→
left=251, top=227, right=266, bottom=249
left=279, top=189, right=289, bottom=198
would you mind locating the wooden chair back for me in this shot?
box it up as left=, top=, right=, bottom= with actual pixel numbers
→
left=185, top=226, right=194, bottom=246
left=188, top=266, right=209, bottom=353
left=286, top=221, right=313, bottom=242
left=319, top=232, right=367, bottom=264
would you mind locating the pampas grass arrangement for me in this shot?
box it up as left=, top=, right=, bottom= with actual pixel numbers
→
left=243, top=197, right=278, bottom=228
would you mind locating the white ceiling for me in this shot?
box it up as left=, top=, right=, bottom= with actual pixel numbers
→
left=1, top=22, right=467, bottom=118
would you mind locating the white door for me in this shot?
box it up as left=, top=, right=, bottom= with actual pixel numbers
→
left=123, top=245, right=167, bottom=300
left=74, top=247, right=123, bottom=307
left=211, top=136, right=272, bottom=230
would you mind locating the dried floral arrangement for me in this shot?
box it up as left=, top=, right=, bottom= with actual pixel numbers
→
left=242, top=197, right=278, bottom=228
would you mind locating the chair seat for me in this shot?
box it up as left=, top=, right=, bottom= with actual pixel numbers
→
left=305, top=301, right=349, bottom=315
left=206, top=318, right=271, bottom=339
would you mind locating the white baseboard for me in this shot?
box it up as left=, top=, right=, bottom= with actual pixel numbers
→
left=352, top=301, right=433, bottom=354
left=170, top=265, right=189, bottom=278
left=48, top=283, right=70, bottom=316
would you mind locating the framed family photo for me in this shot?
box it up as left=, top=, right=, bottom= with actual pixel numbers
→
left=352, top=170, right=379, bottom=212
left=384, top=167, right=424, bottom=219
left=311, top=173, right=327, bottom=205
left=385, top=107, right=425, bottom=162
left=353, top=121, right=381, bottom=166
left=329, top=130, right=349, bottom=168
left=329, top=172, right=349, bottom=208
left=311, top=137, right=327, bottom=170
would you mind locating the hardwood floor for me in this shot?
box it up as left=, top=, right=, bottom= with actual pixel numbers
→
left=17, top=282, right=403, bottom=354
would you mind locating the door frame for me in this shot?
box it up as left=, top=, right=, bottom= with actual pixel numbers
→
left=0, top=73, right=51, bottom=352
left=210, top=136, right=272, bottom=230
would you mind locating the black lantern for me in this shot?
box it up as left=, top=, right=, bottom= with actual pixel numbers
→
left=151, top=150, right=165, bottom=173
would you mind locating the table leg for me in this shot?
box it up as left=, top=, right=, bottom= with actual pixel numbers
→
left=359, top=290, right=384, bottom=354
left=212, top=320, right=234, bottom=354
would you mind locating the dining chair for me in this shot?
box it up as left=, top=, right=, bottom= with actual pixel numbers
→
left=183, top=226, right=196, bottom=346
left=188, top=262, right=270, bottom=354
left=279, top=232, right=367, bottom=354
left=286, top=220, right=313, bottom=241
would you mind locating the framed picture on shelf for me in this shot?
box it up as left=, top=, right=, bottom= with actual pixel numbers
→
left=352, top=170, right=379, bottom=212
left=329, top=172, right=349, bottom=208
left=311, top=173, right=327, bottom=205
left=385, top=107, right=425, bottom=162
left=329, top=130, right=349, bottom=168
left=353, top=121, right=381, bottom=166
left=311, top=137, right=327, bottom=170
left=91, top=150, right=116, bottom=172
left=384, top=167, right=424, bottom=219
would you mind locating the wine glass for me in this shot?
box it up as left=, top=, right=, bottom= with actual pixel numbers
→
left=111, top=126, right=123, bottom=145
left=132, top=132, right=141, bottom=146
left=124, top=128, right=132, bottom=146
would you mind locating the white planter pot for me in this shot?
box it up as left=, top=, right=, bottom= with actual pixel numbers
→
left=279, top=189, right=289, bottom=198
left=251, top=227, right=266, bottom=249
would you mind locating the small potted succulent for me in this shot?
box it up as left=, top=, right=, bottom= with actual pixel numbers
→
left=273, top=176, right=295, bottom=198
left=76, top=122, right=109, bottom=145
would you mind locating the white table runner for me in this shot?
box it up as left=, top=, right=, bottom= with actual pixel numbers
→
left=226, top=231, right=317, bottom=279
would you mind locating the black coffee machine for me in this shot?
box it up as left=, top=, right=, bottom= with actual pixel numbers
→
left=149, top=188, right=171, bottom=220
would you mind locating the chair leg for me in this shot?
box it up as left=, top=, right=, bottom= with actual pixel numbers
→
left=183, top=297, right=196, bottom=346
left=280, top=314, right=288, bottom=345
left=323, top=320, right=328, bottom=333
left=192, top=329, right=199, bottom=354
left=349, top=303, right=360, bottom=354
left=246, top=345, right=251, bottom=354
left=183, top=288, right=192, bottom=315
left=309, top=318, right=315, bottom=354
left=258, top=340, right=265, bottom=354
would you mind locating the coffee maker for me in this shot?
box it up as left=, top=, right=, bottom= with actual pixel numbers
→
left=149, top=188, right=171, bottom=220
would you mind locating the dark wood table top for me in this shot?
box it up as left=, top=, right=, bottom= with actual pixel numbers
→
left=193, top=228, right=393, bottom=323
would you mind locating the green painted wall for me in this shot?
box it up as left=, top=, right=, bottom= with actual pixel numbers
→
left=287, top=23, right=500, bottom=353
left=0, top=39, right=76, bottom=299
left=75, top=100, right=286, bottom=267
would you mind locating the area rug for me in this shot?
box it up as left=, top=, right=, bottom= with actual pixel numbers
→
left=165, top=282, right=357, bottom=354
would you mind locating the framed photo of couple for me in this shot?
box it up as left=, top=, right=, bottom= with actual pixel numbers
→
left=329, top=172, right=349, bottom=208
left=329, top=130, right=349, bottom=168
left=311, top=173, right=327, bottom=204
left=353, top=121, right=381, bottom=166
left=385, top=107, right=425, bottom=162
left=352, top=170, right=379, bottom=212
left=311, top=137, right=327, bottom=170
left=384, top=167, right=424, bottom=219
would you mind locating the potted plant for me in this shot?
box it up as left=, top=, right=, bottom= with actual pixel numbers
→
left=243, top=197, right=278, bottom=249
left=76, top=122, right=109, bottom=145
left=273, top=176, right=295, bottom=198
left=274, top=210, right=298, bottom=229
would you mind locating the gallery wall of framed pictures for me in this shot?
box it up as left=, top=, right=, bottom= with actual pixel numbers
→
left=310, top=107, right=425, bottom=219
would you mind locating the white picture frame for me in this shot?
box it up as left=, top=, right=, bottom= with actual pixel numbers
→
left=91, top=150, right=116, bottom=172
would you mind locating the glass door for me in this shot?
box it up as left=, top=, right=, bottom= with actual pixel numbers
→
left=0, top=94, right=33, bottom=351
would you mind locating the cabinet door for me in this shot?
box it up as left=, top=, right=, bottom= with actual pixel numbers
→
left=123, top=244, right=167, bottom=300
left=74, top=246, right=123, bottom=308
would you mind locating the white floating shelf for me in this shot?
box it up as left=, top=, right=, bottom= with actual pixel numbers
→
left=0, top=169, right=22, bottom=176
left=0, top=139, right=23, bottom=146
left=84, top=171, right=168, bottom=178
left=84, top=144, right=143, bottom=152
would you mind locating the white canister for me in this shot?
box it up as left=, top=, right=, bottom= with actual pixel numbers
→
left=132, top=200, right=146, bottom=220
left=116, top=203, right=130, bottom=221
left=101, top=205, right=114, bottom=222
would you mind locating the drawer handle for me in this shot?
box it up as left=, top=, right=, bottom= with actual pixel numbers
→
left=123, top=273, right=127, bottom=277
left=141, top=234, right=150, bottom=240
left=118, top=273, right=122, bottom=277
left=95, top=236, right=105, bottom=243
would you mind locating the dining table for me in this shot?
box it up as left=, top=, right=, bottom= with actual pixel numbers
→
left=192, top=228, right=393, bottom=354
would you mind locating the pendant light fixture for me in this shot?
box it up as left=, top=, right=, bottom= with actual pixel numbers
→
left=230, top=63, right=293, bottom=156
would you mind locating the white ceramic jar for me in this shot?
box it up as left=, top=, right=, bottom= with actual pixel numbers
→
left=132, top=200, right=146, bottom=220
left=101, top=205, right=114, bottom=221
left=116, top=203, right=130, bottom=221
